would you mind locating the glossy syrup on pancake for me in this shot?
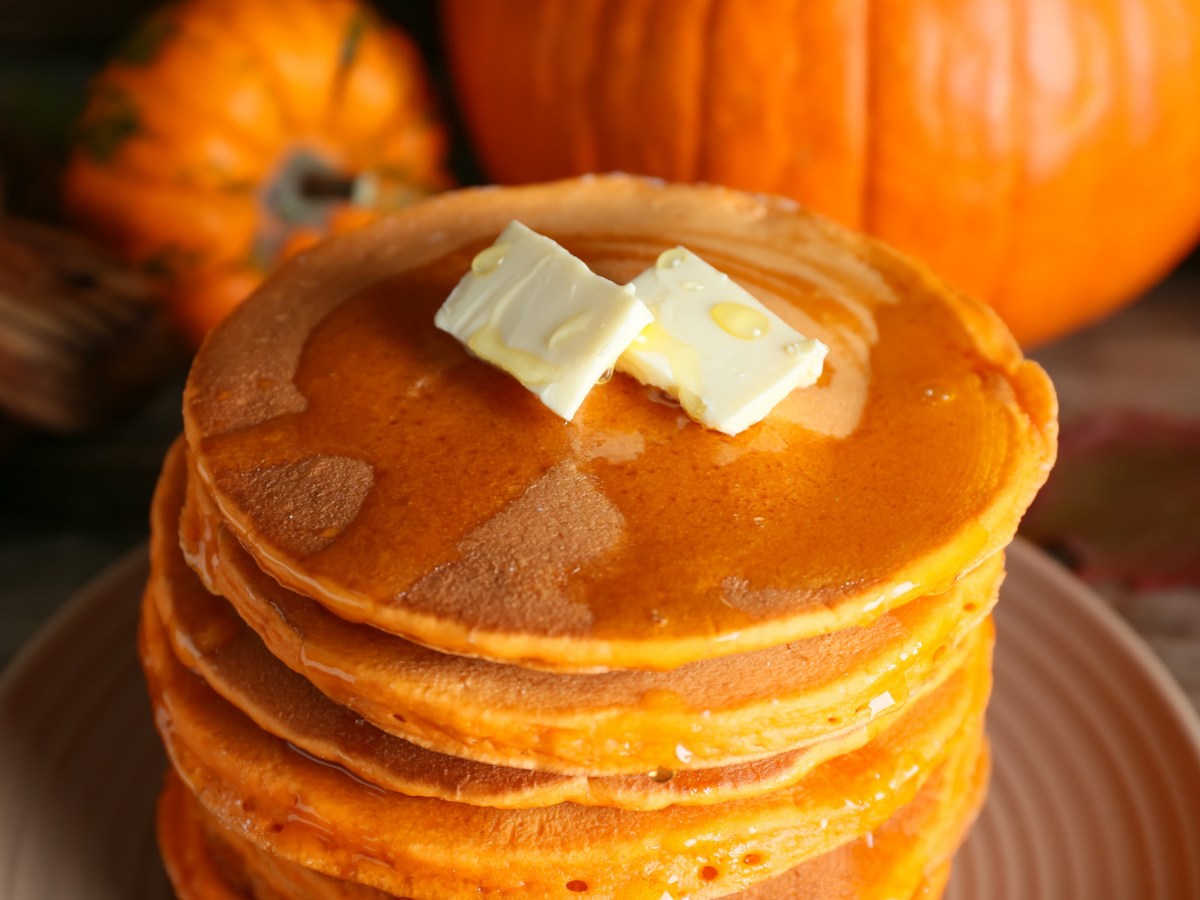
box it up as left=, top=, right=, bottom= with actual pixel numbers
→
left=153, top=562, right=978, bottom=811
left=156, top=771, right=250, bottom=900
left=183, top=176, right=1056, bottom=671
left=169, top=729, right=985, bottom=900
left=729, top=732, right=987, bottom=900
left=152, top=443, right=983, bottom=809
left=140, top=584, right=993, bottom=900
left=169, top=437, right=1000, bottom=776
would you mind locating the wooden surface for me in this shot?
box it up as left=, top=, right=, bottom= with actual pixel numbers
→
left=0, top=217, right=183, bottom=433
left=1, top=269, right=1198, bottom=715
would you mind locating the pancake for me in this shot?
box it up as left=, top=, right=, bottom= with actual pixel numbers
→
left=151, top=449, right=982, bottom=809
left=151, top=559, right=979, bottom=811
left=166, top=441, right=1001, bottom=776
left=159, top=726, right=985, bottom=900
left=157, top=772, right=250, bottom=900
left=916, top=868, right=952, bottom=900
left=183, top=176, right=1056, bottom=672
left=736, top=731, right=987, bottom=900
left=140, top=588, right=992, bottom=900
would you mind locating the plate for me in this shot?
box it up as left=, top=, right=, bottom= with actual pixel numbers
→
left=947, top=542, right=1200, bottom=899
left=2, top=540, right=1198, bottom=899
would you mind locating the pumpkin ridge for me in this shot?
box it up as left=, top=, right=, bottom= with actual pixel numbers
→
left=1000, top=0, right=1028, bottom=335
left=578, top=0, right=611, bottom=176
left=573, top=0, right=609, bottom=176
left=75, top=85, right=142, bottom=164
left=774, top=0, right=803, bottom=194
left=114, top=8, right=179, bottom=66
left=184, top=5, right=303, bottom=135
left=1073, top=0, right=1135, bottom=341
left=686, top=0, right=724, bottom=184
left=546, top=0, right=577, bottom=175
left=588, top=0, right=628, bottom=174
left=681, top=0, right=713, bottom=183
left=325, top=8, right=382, bottom=119
left=100, top=68, right=278, bottom=165
left=307, top=0, right=372, bottom=132
left=694, top=0, right=722, bottom=181
left=103, top=12, right=288, bottom=157
left=336, top=10, right=369, bottom=77
left=860, top=0, right=877, bottom=237
left=815, top=0, right=870, bottom=233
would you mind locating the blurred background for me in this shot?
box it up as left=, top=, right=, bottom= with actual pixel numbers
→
left=0, top=0, right=451, bottom=665
left=0, top=0, right=1197, bottom=710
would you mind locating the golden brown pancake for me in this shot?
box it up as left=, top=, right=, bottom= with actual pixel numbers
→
left=149, top=176, right=1044, bottom=898
left=737, top=734, right=987, bottom=900
left=151, top=445, right=982, bottom=810
left=164, top=440, right=1001, bottom=777
left=141, top=587, right=992, bottom=900
left=916, top=868, right=953, bottom=900
left=183, top=176, right=1056, bottom=671
left=157, top=772, right=250, bottom=900
left=159, top=729, right=984, bottom=900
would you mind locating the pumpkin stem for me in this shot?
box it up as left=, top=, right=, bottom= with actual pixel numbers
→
left=265, top=151, right=367, bottom=228
left=299, top=171, right=358, bottom=201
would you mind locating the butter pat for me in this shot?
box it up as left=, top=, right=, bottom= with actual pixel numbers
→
left=618, top=247, right=828, bottom=435
left=435, top=221, right=653, bottom=420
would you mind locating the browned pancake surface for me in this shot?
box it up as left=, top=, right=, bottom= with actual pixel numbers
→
left=184, top=176, right=1056, bottom=670
left=161, top=438, right=998, bottom=776
left=141, top=586, right=992, bottom=900
left=157, top=772, right=250, bottom=900
left=158, top=733, right=984, bottom=900
left=174, top=734, right=984, bottom=900
left=152, top=496, right=979, bottom=808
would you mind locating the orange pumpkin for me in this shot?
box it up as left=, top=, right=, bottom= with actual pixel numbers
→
left=444, top=0, right=1200, bottom=346
left=64, top=0, right=449, bottom=344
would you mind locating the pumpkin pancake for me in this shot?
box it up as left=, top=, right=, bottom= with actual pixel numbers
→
left=736, top=732, right=988, bottom=900
left=140, top=588, right=992, bottom=900
left=182, top=176, right=1056, bottom=672
left=157, top=772, right=250, bottom=900
left=150, top=454, right=981, bottom=809
left=159, top=726, right=985, bottom=900
left=152, top=568, right=980, bottom=811
left=164, top=441, right=1000, bottom=776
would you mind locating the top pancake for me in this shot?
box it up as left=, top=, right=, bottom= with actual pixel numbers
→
left=184, top=175, right=1056, bottom=670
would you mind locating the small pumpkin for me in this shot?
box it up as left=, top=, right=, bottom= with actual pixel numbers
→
left=443, top=0, right=1200, bottom=346
left=65, top=0, right=450, bottom=344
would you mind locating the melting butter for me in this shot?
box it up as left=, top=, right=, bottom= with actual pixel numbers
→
left=470, top=242, right=508, bottom=275
left=710, top=301, right=770, bottom=339
left=435, top=221, right=653, bottom=420
left=618, top=247, right=828, bottom=435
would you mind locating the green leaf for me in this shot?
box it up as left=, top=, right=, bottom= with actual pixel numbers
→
left=75, top=86, right=139, bottom=164
left=338, top=12, right=368, bottom=73
left=115, top=10, right=179, bottom=66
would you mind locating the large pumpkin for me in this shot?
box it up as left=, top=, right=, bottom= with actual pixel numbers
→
left=65, top=0, right=449, bottom=344
left=444, top=0, right=1200, bottom=346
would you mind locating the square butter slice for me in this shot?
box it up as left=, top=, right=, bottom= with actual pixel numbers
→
left=435, top=221, right=653, bottom=421
left=618, top=247, right=828, bottom=436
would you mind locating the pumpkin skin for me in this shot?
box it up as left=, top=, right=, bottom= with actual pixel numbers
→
left=443, top=0, right=1200, bottom=346
left=64, top=0, right=449, bottom=344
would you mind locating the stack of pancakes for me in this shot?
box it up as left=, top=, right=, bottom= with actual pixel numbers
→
left=140, top=177, right=1056, bottom=899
